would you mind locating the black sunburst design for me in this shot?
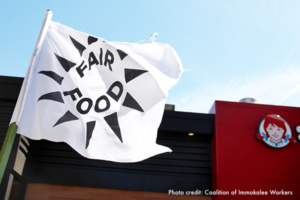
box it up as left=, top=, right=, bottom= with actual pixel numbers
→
left=38, top=35, right=148, bottom=149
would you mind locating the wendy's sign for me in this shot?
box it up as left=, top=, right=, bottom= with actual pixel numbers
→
left=256, top=114, right=296, bottom=149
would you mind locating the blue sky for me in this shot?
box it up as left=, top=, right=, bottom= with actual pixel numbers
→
left=1, top=0, right=300, bottom=113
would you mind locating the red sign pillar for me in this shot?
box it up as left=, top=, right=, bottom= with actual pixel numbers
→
left=211, top=101, right=300, bottom=200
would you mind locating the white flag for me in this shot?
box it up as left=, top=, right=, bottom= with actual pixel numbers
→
left=11, top=11, right=183, bottom=162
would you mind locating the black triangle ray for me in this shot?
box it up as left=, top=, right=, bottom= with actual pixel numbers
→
left=69, top=36, right=86, bottom=56
left=88, top=36, right=98, bottom=45
left=86, top=121, right=96, bottom=149
left=38, top=70, right=64, bottom=85
left=53, top=110, right=79, bottom=127
left=125, top=69, right=148, bottom=83
left=117, top=49, right=128, bottom=60
left=55, top=54, right=76, bottom=72
left=38, top=91, right=64, bottom=103
left=122, top=92, right=144, bottom=112
left=104, top=112, right=123, bottom=143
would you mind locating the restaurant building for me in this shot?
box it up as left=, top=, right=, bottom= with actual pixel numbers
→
left=0, top=75, right=299, bottom=200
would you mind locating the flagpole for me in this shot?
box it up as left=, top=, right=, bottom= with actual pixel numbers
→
left=0, top=123, right=18, bottom=184
left=0, top=10, right=53, bottom=184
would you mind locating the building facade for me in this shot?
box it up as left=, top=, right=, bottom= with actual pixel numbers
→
left=0, top=75, right=299, bottom=200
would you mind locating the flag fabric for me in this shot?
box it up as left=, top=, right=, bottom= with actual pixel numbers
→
left=10, top=11, right=183, bottom=163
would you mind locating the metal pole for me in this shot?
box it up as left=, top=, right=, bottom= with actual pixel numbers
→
left=0, top=123, right=18, bottom=184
